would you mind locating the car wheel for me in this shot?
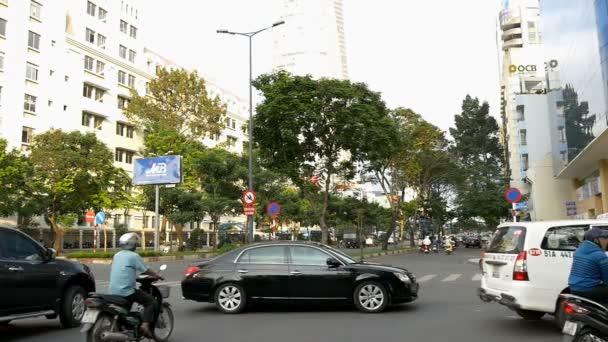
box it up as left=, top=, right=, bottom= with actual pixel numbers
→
left=574, top=328, right=608, bottom=342
left=215, top=283, right=246, bottom=314
left=354, top=281, right=389, bottom=313
left=516, top=309, right=545, bottom=320
left=60, top=285, right=87, bottom=328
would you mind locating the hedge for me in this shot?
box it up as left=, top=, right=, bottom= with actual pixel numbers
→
left=66, top=250, right=162, bottom=259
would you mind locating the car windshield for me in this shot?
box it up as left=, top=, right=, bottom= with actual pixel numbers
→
left=320, top=244, right=358, bottom=264
left=487, top=226, right=527, bottom=254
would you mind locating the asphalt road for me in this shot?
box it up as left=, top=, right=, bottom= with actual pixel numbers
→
left=2, top=248, right=563, bottom=342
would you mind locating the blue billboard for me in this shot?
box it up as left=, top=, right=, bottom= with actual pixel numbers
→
left=133, top=155, right=182, bottom=185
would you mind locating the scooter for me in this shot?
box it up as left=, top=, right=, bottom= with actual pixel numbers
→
left=561, top=293, right=608, bottom=342
left=422, top=245, right=430, bottom=254
left=81, top=265, right=174, bottom=342
left=432, top=245, right=438, bottom=253
left=445, top=245, right=454, bottom=255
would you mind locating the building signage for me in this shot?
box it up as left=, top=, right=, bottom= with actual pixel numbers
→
left=509, top=64, right=537, bottom=74
left=133, top=155, right=183, bottom=185
left=565, top=201, right=577, bottom=216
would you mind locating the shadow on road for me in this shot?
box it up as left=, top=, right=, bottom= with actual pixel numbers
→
left=0, top=321, right=66, bottom=342
left=188, top=302, right=419, bottom=315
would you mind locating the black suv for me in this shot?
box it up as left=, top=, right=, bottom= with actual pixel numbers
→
left=0, top=227, right=96, bottom=327
left=465, top=236, right=481, bottom=248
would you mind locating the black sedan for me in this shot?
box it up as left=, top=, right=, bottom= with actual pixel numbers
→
left=465, top=237, right=481, bottom=248
left=182, top=241, right=418, bottom=314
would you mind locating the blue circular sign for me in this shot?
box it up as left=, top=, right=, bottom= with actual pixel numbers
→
left=267, top=202, right=280, bottom=217
left=504, top=188, right=522, bottom=203
left=95, top=212, right=107, bottom=224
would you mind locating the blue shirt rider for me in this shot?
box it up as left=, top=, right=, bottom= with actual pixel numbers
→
left=568, top=227, right=608, bottom=301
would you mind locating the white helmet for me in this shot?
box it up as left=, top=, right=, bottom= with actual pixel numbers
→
left=118, top=232, right=141, bottom=251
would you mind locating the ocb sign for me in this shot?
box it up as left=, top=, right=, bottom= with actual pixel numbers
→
left=509, top=64, right=537, bottom=73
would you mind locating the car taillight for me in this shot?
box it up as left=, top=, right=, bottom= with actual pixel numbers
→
left=184, top=266, right=200, bottom=277
left=513, top=251, right=529, bottom=281
left=564, top=302, right=591, bottom=315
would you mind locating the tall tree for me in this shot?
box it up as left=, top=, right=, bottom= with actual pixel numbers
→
left=253, top=71, right=389, bottom=244
left=450, top=95, right=508, bottom=228
left=28, top=130, right=125, bottom=253
left=0, top=139, right=36, bottom=220
left=563, top=84, right=596, bottom=160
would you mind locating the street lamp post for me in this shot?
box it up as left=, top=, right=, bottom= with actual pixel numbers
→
left=217, top=21, right=285, bottom=244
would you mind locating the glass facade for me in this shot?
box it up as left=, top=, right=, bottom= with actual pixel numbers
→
left=541, top=0, right=607, bottom=160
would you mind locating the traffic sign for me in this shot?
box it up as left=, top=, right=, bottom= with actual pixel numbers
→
left=95, top=212, right=106, bottom=225
left=267, top=202, right=281, bottom=218
left=515, top=201, right=528, bottom=211
left=85, top=210, right=95, bottom=224
left=242, top=190, right=256, bottom=205
left=244, top=205, right=256, bottom=216
left=504, top=187, right=522, bottom=203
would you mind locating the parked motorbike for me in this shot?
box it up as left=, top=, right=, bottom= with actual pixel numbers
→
left=561, top=293, right=608, bottom=342
left=81, top=265, right=174, bottom=342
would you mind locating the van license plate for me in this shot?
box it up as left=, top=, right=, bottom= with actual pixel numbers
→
left=81, top=309, right=100, bottom=324
left=492, top=270, right=500, bottom=278
left=562, top=321, right=578, bottom=336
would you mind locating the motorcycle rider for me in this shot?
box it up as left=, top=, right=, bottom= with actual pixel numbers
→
left=109, top=233, right=161, bottom=338
left=568, top=227, right=608, bottom=301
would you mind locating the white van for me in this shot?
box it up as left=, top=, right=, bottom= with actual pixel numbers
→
left=478, top=220, right=608, bottom=327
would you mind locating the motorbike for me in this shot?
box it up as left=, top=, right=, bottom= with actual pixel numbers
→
left=432, top=245, right=438, bottom=253
left=445, top=245, right=454, bottom=255
left=561, top=293, right=608, bottom=342
left=421, top=244, right=430, bottom=254
left=81, top=265, right=174, bottom=342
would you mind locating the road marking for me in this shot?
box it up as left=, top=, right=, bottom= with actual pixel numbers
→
left=472, top=274, right=482, bottom=281
left=442, top=274, right=461, bottom=282
left=417, top=274, right=437, bottom=283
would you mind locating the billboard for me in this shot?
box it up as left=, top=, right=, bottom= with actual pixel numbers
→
left=133, top=155, right=182, bottom=185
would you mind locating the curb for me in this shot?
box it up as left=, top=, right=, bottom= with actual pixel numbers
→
left=67, top=253, right=216, bottom=265
left=359, top=248, right=417, bottom=259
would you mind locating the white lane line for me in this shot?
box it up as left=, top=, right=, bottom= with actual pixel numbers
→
left=416, top=274, right=437, bottom=283
left=472, top=274, right=482, bottom=281
left=442, top=274, right=462, bottom=282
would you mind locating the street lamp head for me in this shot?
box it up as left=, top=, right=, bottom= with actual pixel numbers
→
left=216, top=29, right=231, bottom=34
left=272, top=20, right=285, bottom=27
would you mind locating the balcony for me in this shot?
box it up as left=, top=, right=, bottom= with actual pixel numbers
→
left=82, top=96, right=110, bottom=117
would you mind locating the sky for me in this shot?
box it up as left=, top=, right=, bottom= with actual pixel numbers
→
left=141, top=0, right=502, bottom=134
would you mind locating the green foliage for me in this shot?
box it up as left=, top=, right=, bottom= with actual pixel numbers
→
left=450, top=95, right=509, bottom=228
left=253, top=72, right=390, bottom=243
left=563, top=84, right=596, bottom=160
left=66, top=250, right=162, bottom=259
left=215, top=243, right=238, bottom=255
left=187, top=227, right=203, bottom=250
left=114, top=224, right=129, bottom=238
left=0, top=139, right=37, bottom=217
left=125, top=67, right=226, bottom=139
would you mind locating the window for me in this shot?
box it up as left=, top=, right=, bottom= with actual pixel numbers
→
left=290, top=246, right=332, bottom=265
left=116, top=122, right=134, bottom=138
left=128, top=74, right=135, bottom=88
left=96, top=60, right=105, bottom=75
left=130, top=25, right=137, bottom=38
left=237, top=246, right=286, bottom=264
left=24, top=94, right=36, bottom=112
left=115, top=148, right=134, bottom=164
left=522, top=153, right=529, bottom=171
left=0, top=230, right=43, bottom=261
left=227, top=136, right=237, bottom=147
left=519, top=129, right=527, bottom=146
left=559, top=126, right=566, bottom=143
left=21, top=126, right=34, bottom=144
left=93, top=116, right=103, bottom=130
left=145, top=82, right=150, bottom=95
left=126, top=125, right=134, bottom=138
left=119, top=45, right=127, bottom=59
left=81, top=112, right=92, bottom=127
left=120, top=20, right=128, bottom=33
left=541, top=225, right=589, bottom=251
left=516, top=104, right=525, bottom=121
left=28, top=31, right=40, bottom=50
left=117, top=95, right=130, bottom=109
left=26, top=63, right=38, bottom=81
left=118, top=70, right=126, bottom=85
left=128, top=49, right=136, bottom=63
left=86, top=28, right=95, bottom=44
left=83, top=83, right=104, bottom=102
left=84, top=56, right=94, bottom=71
left=97, top=34, right=106, bottom=49
left=0, top=18, right=6, bottom=36
left=30, top=1, right=41, bottom=20
left=113, top=214, right=121, bottom=226
left=87, top=1, right=96, bottom=16
left=487, top=226, right=526, bottom=254
left=98, top=7, right=107, bottom=21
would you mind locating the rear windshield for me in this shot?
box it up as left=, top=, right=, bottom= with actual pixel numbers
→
left=487, top=226, right=526, bottom=254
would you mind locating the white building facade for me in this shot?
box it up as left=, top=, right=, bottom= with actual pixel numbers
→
left=273, top=0, right=348, bottom=80
left=498, top=0, right=571, bottom=220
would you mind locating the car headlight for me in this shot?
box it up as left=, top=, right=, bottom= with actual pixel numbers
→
left=394, top=272, right=411, bottom=283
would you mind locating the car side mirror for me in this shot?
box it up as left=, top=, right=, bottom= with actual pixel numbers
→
left=46, top=248, right=56, bottom=260
left=327, top=257, right=341, bottom=268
